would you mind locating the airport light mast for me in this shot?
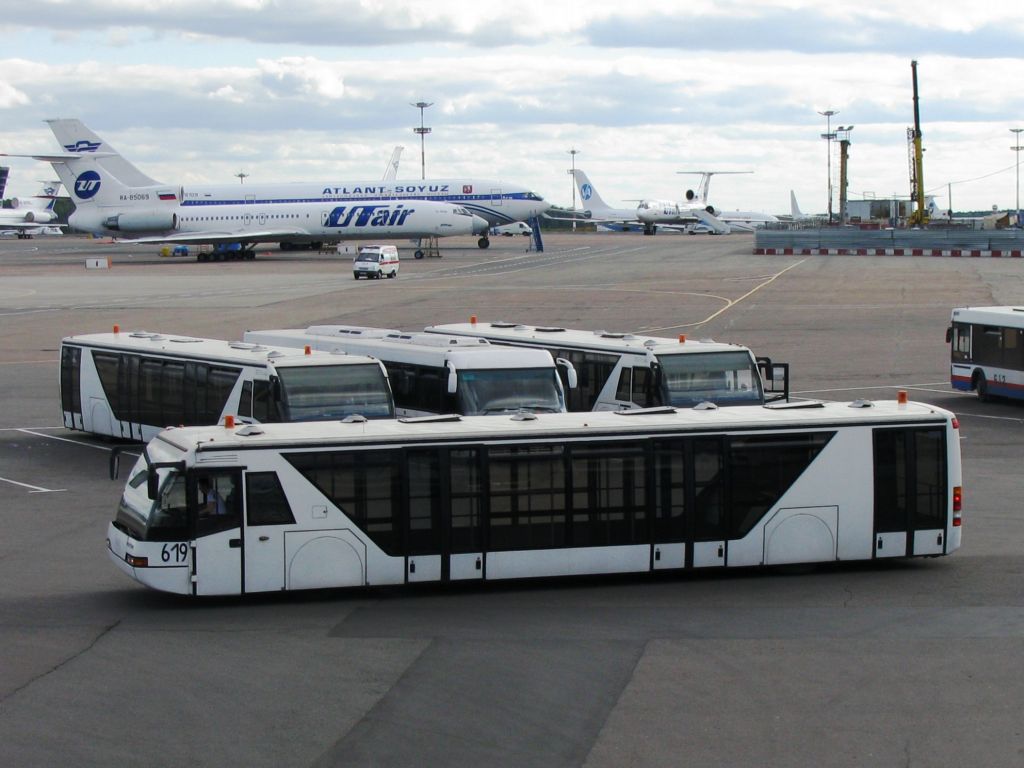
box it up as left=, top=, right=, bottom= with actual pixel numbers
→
left=907, top=60, right=928, bottom=227
left=1012, top=127, right=1023, bottom=227
left=411, top=101, right=433, bottom=180
left=567, top=147, right=580, bottom=232
left=819, top=109, right=838, bottom=224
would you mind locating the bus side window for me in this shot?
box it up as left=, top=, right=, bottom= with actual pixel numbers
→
left=245, top=472, right=295, bottom=526
left=633, top=365, right=656, bottom=407
left=194, top=471, right=243, bottom=536
left=615, top=367, right=633, bottom=403
left=239, top=381, right=254, bottom=419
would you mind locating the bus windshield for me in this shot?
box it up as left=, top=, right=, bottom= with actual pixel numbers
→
left=457, top=368, right=565, bottom=415
left=658, top=351, right=763, bottom=407
left=276, top=364, right=394, bottom=421
left=115, top=455, right=189, bottom=542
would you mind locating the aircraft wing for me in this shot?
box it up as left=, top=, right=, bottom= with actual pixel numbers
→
left=112, top=227, right=311, bottom=245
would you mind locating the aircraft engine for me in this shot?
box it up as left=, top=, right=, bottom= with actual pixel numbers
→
left=705, top=205, right=720, bottom=216
left=685, top=190, right=697, bottom=201
left=103, top=211, right=177, bottom=232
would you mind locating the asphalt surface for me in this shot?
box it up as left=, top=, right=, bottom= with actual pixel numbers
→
left=1, top=231, right=1023, bottom=767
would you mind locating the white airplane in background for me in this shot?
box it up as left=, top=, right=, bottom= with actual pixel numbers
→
left=6, top=120, right=490, bottom=257
left=677, top=171, right=779, bottom=231
left=559, top=169, right=728, bottom=235
left=0, top=179, right=63, bottom=238
left=34, top=119, right=549, bottom=250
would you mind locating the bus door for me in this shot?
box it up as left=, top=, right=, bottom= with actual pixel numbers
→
left=242, top=471, right=297, bottom=592
left=191, top=469, right=244, bottom=595
left=653, top=438, right=727, bottom=570
left=404, top=448, right=484, bottom=582
left=873, top=427, right=948, bottom=558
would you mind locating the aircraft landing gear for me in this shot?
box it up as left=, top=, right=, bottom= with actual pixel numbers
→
left=478, top=236, right=490, bottom=249
left=643, top=223, right=657, bottom=236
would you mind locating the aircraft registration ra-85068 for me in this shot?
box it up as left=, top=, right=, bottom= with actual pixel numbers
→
left=557, top=169, right=730, bottom=235
left=0, top=178, right=63, bottom=238
left=5, top=120, right=491, bottom=259
left=11, top=119, right=549, bottom=252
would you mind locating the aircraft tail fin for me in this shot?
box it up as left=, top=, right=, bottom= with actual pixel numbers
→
left=45, top=119, right=161, bottom=187
left=382, top=146, right=403, bottom=181
left=790, top=190, right=804, bottom=219
left=573, top=169, right=613, bottom=213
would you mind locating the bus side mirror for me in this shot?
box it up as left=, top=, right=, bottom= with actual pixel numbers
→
left=271, top=376, right=282, bottom=401
left=447, top=365, right=458, bottom=395
left=556, top=358, right=578, bottom=389
left=945, top=326, right=953, bottom=344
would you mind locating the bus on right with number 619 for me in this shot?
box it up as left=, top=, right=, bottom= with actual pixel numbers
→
left=948, top=306, right=1024, bottom=401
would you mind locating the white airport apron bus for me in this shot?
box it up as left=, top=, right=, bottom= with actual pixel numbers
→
left=60, top=329, right=394, bottom=442
left=947, top=306, right=1024, bottom=401
left=106, top=395, right=962, bottom=596
left=423, top=319, right=789, bottom=412
left=243, top=326, right=577, bottom=417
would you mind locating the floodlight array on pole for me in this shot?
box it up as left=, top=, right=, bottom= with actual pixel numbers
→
left=411, top=101, right=433, bottom=180
left=1012, top=128, right=1023, bottom=227
left=235, top=171, right=249, bottom=184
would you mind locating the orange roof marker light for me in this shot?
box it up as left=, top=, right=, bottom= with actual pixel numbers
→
left=897, top=390, right=908, bottom=406
left=470, top=315, right=478, bottom=326
left=304, top=345, right=312, bottom=355
left=678, top=334, right=687, bottom=344
left=113, top=324, right=120, bottom=334
left=224, top=414, right=235, bottom=429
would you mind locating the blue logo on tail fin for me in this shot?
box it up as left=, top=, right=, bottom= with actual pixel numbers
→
left=64, top=140, right=102, bottom=153
left=73, top=171, right=102, bottom=199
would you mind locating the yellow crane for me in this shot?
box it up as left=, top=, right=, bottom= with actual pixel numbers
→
left=907, top=60, right=929, bottom=227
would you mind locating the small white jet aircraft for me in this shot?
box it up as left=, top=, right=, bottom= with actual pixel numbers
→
left=0, top=180, right=63, bottom=238
left=678, top=171, right=779, bottom=231
left=560, top=169, right=728, bottom=235
left=6, top=121, right=490, bottom=257
left=35, top=119, right=549, bottom=250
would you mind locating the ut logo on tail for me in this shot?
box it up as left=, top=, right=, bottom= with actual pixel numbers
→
left=73, top=171, right=102, bottom=200
left=580, top=183, right=593, bottom=201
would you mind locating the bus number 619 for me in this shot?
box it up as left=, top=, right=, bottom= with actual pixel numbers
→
left=161, top=543, right=189, bottom=563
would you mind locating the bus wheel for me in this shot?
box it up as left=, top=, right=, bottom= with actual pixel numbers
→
left=975, top=372, right=990, bottom=401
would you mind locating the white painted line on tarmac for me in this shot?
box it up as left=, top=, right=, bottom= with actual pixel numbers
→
left=640, top=258, right=808, bottom=332
left=15, top=428, right=140, bottom=454
left=0, top=476, right=65, bottom=493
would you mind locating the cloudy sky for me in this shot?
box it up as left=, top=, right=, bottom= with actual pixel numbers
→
left=2, top=0, right=1024, bottom=214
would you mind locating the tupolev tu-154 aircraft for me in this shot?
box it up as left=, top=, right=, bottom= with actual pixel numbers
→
left=0, top=179, right=63, bottom=238
left=10, top=119, right=550, bottom=253
left=4, top=120, right=494, bottom=259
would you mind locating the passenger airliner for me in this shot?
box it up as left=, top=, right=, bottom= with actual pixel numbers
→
left=0, top=179, right=63, bottom=238
left=678, top=171, right=779, bottom=231
left=560, top=169, right=729, bottom=235
left=34, top=119, right=550, bottom=250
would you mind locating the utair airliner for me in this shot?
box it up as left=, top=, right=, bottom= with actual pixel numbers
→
left=7, top=120, right=495, bottom=259
left=18, top=119, right=550, bottom=252
left=561, top=169, right=729, bottom=235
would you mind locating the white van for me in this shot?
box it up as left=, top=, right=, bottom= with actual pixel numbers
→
left=353, top=245, right=400, bottom=279
left=491, top=221, right=533, bottom=237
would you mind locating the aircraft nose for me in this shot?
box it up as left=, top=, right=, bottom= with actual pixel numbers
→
left=471, top=215, right=489, bottom=235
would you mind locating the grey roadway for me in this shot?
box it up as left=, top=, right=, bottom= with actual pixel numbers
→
left=1, top=233, right=1023, bottom=766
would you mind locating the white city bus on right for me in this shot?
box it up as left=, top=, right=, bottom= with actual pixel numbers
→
left=948, top=306, right=1024, bottom=401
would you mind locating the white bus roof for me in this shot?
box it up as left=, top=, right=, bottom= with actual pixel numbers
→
left=423, top=321, right=750, bottom=357
left=244, top=326, right=558, bottom=370
left=62, top=331, right=383, bottom=370
left=951, top=306, right=1024, bottom=327
left=153, top=399, right=953, bottom=456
